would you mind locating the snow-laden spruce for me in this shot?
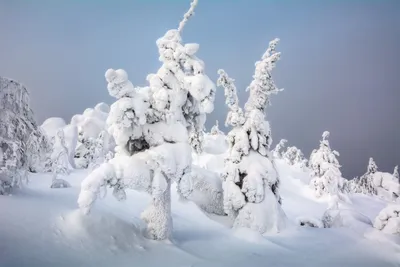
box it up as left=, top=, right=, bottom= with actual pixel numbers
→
left=217, top=38, right=286, bottom=234
left=0, top=77, right=47, bottom=194
left=351, top=158, right=378, bottom=195
left=78, top=0, right=215, bottom=240
left=283, top=146, right=305, bottom=166
left=309, top=131, right=347, bottom=200
left=272, top=139, right=287, bottom=159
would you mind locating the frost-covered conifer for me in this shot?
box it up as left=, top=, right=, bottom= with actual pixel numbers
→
left=309, top=131, right=343, bottom=198
left=50, top=130, right=71, bottom=188
left=272, top=139, right=287, bottom=159
left=210, top=120, right=223, bottom=136
left=218, top=38, right=286, bottom=234
left=393, top=165, right=399, bottom=183
left=0, top=77, right=42, bottom=193
left=283, top=146, right=304, bottom=166
left=354, top=158, right=378, bottom=195
left=78, top=0, right=215, bottom=240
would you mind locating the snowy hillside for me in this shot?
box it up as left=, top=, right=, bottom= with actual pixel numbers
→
left=0, top=161, right=399, bottom=267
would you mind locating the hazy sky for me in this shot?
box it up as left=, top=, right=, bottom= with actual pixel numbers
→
left=0, top=0, right=399, bottom=179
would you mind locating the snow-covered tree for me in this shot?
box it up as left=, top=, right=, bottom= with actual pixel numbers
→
left=78, top=0, right=215, bottom=240
left=353, top=158, right=378, bottom=195
left=50, top=129, right=71, bottom=188
left=283, top=146, right=304, bottom=166
left=0, top=77, right=42, bottom=193
left=210, top=120, right=223, bottom=136
left=272, top=139, right=287, bottom=159
left=393, top=165, right=399, bottom=183
left=309, top=131, right=344, bottom=199
left=89, top=130, right=111, bottom=169
left=218, top=37, right=286, bottom=234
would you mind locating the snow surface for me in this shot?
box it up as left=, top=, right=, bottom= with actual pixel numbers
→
left=1, top=159, right=399, bottom=267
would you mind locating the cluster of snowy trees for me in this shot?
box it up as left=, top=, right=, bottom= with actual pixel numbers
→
left=75, top=0, right=288, bottom=239
left=2, top=0, right=399, bottom=239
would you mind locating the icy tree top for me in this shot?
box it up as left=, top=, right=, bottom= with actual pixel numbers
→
left=178, top=0, right=198, bottom=33
left=244, top=38, right=283, bottom=114
left=367, top=157, right=378, bottom=174
left=217, top=69, right=245, bottom=127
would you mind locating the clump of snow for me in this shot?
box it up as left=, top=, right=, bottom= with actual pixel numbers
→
left=41, top=117, right=67, bottom=138
left=296, top=216, right=324, bottom=228
left=374, top=204, right=400, bottom=234
left=51, top=178, right=71, bottom=189
left=322, top=208, right=373, bottom=235
left=178, top=166, right=224, bottom=215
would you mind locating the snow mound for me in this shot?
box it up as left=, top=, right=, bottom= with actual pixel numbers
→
left=51, top=178, right=71, bottom=189
left=374, top=204, right=400, bottom=234
left=233, top=227, right=266, bottom=243
left=41, top=117, right=67, bottom=138
left=322, top=208, right=372, bottom=235
left=56, top=210, right=146, bottom=252
left=179, top=166, right=224, bottom=215
left=373, top=172, right=400, bottom=201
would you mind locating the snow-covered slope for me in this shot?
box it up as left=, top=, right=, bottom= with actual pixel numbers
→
left=0, top=160, right=398, bottom=267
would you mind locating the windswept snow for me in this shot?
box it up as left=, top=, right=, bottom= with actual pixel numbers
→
left=0, top=161, right=399, bottom=267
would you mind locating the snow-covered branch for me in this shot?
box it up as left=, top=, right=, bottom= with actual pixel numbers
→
left=178, top=0, right=199, bottom=33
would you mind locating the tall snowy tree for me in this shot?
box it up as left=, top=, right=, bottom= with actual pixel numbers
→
left=78, top=0, right=215, bottom=240
left=309, top=131, right=344, bottom=199
left=218, top=38, right=286, bottom=234
left=0, top=77, right=43, bottom=194
left=272, top=139, right=287, bottom=159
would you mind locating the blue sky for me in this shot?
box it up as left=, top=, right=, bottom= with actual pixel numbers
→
left=0, top=0, right=399, bottom=178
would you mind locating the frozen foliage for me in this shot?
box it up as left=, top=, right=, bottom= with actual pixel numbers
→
left=283, top=146, right=305, bottom=166
left=309, top=131, right=344, bottom=199
left=219, top=39, right=286, bottom=234
left=272, top=139, right=287, bottom=159
left=217, top=69, right=245, bottom=127
left=0, top=77, right=44, bottom=193
left=374, top=205, right=400, bottom=234
left=78, top=0, right=216, bottom=240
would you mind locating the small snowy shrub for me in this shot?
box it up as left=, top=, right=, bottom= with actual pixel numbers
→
left=309, top=131, right=347, bottom=200
left=374, top=205, right=400, bottom=234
